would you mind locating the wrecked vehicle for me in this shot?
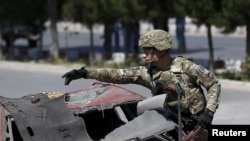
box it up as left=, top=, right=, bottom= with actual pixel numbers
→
left=0, top=82, right=207, bottom=141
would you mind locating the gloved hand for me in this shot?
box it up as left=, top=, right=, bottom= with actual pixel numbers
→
left=151, top=80, right=165, bottom=96
left=62, top=67, right=87, bottom=85
left=151, top=84, right=162, bottom=96
left=197, top=109, right=214, bottom=128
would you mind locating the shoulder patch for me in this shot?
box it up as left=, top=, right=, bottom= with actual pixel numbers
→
left=198, top=65, right=213, bottom=77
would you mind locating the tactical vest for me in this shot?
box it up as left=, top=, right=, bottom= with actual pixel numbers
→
left=166, top=56, right=206, bottom=115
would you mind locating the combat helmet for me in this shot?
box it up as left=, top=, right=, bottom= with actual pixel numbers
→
left=139, top=29, right=173, bottom=51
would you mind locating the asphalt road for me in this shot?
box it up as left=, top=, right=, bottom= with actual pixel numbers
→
left=0, top=61, right=250, bottom=125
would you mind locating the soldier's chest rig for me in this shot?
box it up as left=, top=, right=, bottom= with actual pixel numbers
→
left=149, top=57, right=205, bottom=114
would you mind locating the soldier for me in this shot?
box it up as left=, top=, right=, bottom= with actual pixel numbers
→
left=62, top=29, right=221, bottom=128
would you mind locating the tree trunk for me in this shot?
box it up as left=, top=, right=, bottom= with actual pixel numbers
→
left=113, top=22, right=121, bottom=52
left=245, top=24, right=250, bottom=78
left=123, top=23, right=131, bottom=59
left=206, top=23, right=215, bottom=73
left=152, top=18, right=169, bottom=32
left=7, top=24, right=15, bottom=60
left=89, top=26, right=95, bottom=62
left=176, top=17, right=186, bottom=53
left=48, top=0, right=59, bottom=61
left=132, top=21, right=140, bottom=57
left=103, top=23, right=112, bottom=52
left=246, top=24, right=250, bottom=57
left=37, top=26, right=43, bottom=60
left=0, top=26, right=2, bottom=60
left=123, top=21, right=140, bottom=60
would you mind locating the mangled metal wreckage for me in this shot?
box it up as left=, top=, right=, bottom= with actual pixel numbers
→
left=0, top=82, right=207, bottom=141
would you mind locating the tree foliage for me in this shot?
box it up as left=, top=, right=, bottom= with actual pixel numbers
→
left=141, top=0, right=175, bottom=31
left=63, top=0, right=99, bottom=28
left=215, top=0, right=250, bottom=76
left=97, top=0, right=124, bottom=24
left=185, top=0, right=223, bottom=72
left=0, top=0, right=48, bottom=59
left=215, top=0, right=250, bottom=33
left=1, top=0, right=47, bottom=26
left=1, top=0, right=250, bottom=76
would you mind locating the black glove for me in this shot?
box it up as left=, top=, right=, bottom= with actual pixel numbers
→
left=151, top=85, right=162, bottom=96
left=62, top=67, right=87, bottom=85
left=151, top=80, right=165, bottom=96
left=197, top=109, right=214, bottom=128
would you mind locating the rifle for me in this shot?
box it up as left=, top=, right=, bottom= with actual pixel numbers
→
left=175, top=78, right=184, bottom=141
left=153, top=79, right=184, bottom=141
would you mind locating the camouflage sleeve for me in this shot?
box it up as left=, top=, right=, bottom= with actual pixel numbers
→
left=184, top=60, right=221, bottom=113
left=84, top=66, right=153, bottom=88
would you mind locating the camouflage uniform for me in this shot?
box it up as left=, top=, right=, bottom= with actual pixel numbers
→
left=85, top=56, right=221, bottom=115
left=63, top=29, right=221, bottom=117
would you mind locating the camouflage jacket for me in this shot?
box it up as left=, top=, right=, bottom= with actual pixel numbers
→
left=85, top=56, right=221, bottom=115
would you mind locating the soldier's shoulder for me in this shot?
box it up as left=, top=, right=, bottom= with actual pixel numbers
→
left=130, top=66, right=146, bottom=70
left=171, top=56, right=198, bottom=72
left=173, top=56, right=190, bottom=61
left=173, top=56, right=195, bottom=65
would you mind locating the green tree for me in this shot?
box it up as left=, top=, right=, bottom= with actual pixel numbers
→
left=0, top=0, right=47, bottom=60
left=63, top=0, right=99, bottom=62
left=141, top=0, right=186, bottom=55
left=187, top=0, right=222, bottom=72
left=216, top=0, right=250, bottom=55
left=142, top=0, right=175, bottom=31
left=63, top=0, right=143, bottom=61
left=216, top=0, right=250, bottom=78
left=48, top=0, right=59, bottom=61
left=119, top=0, right=144, bottom=58
left=47, top=0, right=66, bottom=61
left=0, top=1, right=5, bottom=59
left=97, top=0, right=124, bottom=53
left=173, top=0, right=188, bottom=53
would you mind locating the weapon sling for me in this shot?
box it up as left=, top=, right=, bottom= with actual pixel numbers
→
left=148, top=66, right=184, bottom=141
left=175, top=76, right=184, bottom=141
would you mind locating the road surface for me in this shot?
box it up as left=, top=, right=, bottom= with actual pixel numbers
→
left=0, top=61, right=249, bottom=125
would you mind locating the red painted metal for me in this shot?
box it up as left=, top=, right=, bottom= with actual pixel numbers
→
left=67, top=83, right=145, bottom=109
left=0, top=106, right=3, bottom=141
